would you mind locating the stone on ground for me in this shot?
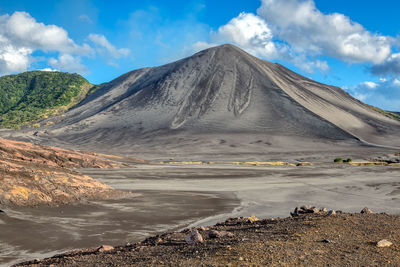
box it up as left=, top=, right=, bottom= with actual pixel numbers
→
left=377, top=239, right=393, bottom=248
left=185, top=230, right=204, bottom=245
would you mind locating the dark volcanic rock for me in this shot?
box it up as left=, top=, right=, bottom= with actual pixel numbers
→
left=291, top=205, right=319, bottom=217
left=328, top=210, right=337, bottom=215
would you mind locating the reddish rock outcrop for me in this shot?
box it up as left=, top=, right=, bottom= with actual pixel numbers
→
left=0, top=138, right=135, bottom=206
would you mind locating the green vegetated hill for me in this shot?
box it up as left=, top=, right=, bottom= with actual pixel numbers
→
left=0, top=71, right=98, bottom=128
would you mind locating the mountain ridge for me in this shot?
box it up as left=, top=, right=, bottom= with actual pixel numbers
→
left=2, top=44, right=400, bottom=154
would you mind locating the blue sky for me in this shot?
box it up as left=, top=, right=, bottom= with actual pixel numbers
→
left=0, top=0, right=399, bottom=111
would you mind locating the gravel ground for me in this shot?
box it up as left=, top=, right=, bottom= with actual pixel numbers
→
left=15, top=210, right=400, bottom=266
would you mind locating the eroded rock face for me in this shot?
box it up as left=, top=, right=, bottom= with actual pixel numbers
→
left=0, top=138, right=125, bottom=206
left=0, top=138, right=121, bottom=169
left=0, top=165, right=116, bottom=206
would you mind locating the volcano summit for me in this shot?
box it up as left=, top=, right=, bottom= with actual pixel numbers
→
left=7, top=44, right=400, bottom=158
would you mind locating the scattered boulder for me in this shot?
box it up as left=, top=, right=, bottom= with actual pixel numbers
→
left=361, top=207, right=373, bottom=214
left=291, top=206, right=320, bottom=216
left=208, top=230, right=223, bottom=238
left=328, top=210, right=336, bottom=215
left=377, top=239, right=393, bottom=248
left=208, top=230, right=234, bottom=238
left=98, top=245, right=114, bottom=252
left=185, top=230, right=204, bottom=245
left=312, top=207, right=319, bottom=213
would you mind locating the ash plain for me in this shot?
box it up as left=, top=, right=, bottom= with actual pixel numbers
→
left=2, top=162, right=400, bottom=266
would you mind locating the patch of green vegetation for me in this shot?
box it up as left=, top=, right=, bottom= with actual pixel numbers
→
left=0, top=71, right=98, bottom=128
left=343, top=158, right=352, bottom=163
left=366, top=104, right=400, bottom=122
left=334, top=158, right=342, bottom=163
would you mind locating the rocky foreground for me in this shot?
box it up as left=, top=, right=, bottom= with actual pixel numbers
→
left=0, top=138, right=129, bottom=206
left=15, top=207, right=400, bottom=266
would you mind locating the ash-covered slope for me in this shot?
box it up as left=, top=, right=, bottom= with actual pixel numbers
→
left=41, top=44, right=400, bottom=151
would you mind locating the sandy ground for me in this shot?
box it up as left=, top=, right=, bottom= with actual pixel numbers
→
left=1, top=188, right=237, bottom=266
left=3, top=163, right=400, bottom=266
left=86, top=164, right=400, bottom=224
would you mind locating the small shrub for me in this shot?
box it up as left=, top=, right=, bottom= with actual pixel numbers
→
left=334, top=158, right=342, bottom=163
left=343, top=158, right=353, bottom=163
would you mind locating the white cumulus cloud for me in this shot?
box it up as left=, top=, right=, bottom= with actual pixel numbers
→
left=0, top=11, right=130, bottom=75
left=49, top=54, right=88, bottom=73
left=257, top=0, right=393, bottom=64
left=192, top=13, right=278, bottom=59
left=361, top=81, right=378, bottom=89
left=370, top=53, right=400, bottom=76
left=0, top=11, right=91, bottom=75
left=194, top=0, right=397, bottom=75
left=1, top=11, right=91, bottom=54
left=210, top=12, right=278, bottom=59
left=193, top=12, right=329, bottom=73
left=345, top=78, right=400, bottom=111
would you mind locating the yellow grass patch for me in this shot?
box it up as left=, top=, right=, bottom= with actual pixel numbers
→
left=348, top=162, right=389, bottom=166
left=168, top=161, right=203, bottom=165
left=233, top=161, right=296, bottom=166
left=95, top=153, right=124, bottom=160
